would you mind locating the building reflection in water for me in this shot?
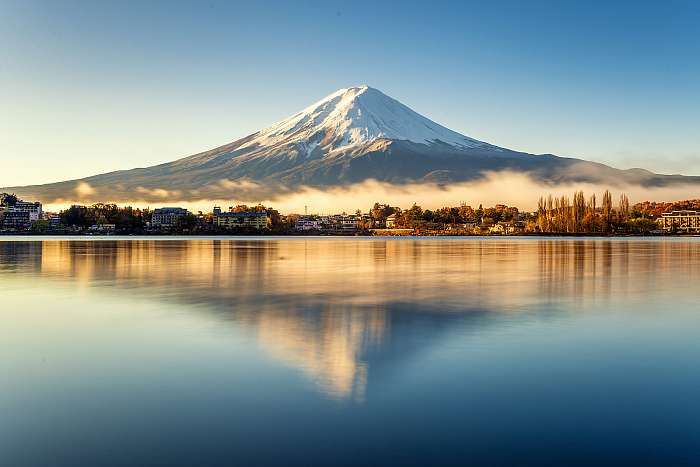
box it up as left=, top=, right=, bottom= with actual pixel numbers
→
left=2, top=238, right=700, bottom=400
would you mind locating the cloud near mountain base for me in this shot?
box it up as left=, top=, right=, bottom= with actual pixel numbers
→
left=37, top=171, right=700, bottom=214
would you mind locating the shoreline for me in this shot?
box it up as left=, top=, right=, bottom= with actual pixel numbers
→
left=0, top=232, right=694, bottom=239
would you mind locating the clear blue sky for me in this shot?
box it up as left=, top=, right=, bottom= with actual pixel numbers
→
left=2, top=0, right=699, bottom=187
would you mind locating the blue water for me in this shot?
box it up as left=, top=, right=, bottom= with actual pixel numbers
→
left=2, top=238, right=700, bottom=466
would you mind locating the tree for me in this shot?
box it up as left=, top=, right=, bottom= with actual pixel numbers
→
left=59, top=204, right=148, bottom=232
left=537, top=197, right=546, bottom=232
left=61, top=205, right=96, bottom=227
left=602, top=190, right=613, bottom=233
left=369, top=203, right=396, bottom=225
left=0, top=193, right=18, bottom=207
left=618, top=193, right=630, bottom=223
left=586, top=194, right=597, bottom=233
left=400, top=204, right=424, bottom=227
left=266, top=208, right=282, bottom=227
left=625, top=218, right=657, bottom=234
left=175, top=213, right=197, bottom=231
left=546, top=196, right=554, bottom=233
left=555, top=196, right=567, bottom=233
left=458, top=204, right=475, bottom=223
left=573, top=191, right=586, bottom=233
left=29, top=219, right=50, bottom=232
left=434, top=207, right=461, bottom=224
left=559, top=195, right=571, bottom=233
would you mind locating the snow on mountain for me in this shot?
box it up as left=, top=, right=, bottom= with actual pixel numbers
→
left=239, top=85, right=495, bottom=153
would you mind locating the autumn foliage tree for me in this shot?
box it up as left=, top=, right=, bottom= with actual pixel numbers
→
left=602, top=190, right=613, bottom=233
left=536, top=190, right=641, bottom=234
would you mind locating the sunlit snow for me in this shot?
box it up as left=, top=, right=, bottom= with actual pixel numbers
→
left=240, top=85, right=493, bottom=152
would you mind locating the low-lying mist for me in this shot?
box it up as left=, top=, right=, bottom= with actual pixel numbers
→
left=42, top=171, right=700, bottom=214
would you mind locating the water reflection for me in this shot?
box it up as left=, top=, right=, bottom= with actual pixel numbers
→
left=2, top=238, right=700, bottom=400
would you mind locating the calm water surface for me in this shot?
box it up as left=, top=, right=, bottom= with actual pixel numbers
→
left=2, top=237, right=700, bottom=466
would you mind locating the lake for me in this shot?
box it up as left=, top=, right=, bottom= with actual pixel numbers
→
left=2, top=237, right=700, bottom=466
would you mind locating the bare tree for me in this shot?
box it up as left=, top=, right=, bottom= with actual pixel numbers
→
left=586, top=194, right=597, bottom=233
left=537, top=196, right=546, bottom=232
left=546, top=195, right=554, bottom=233
left=573, top=190, right=585, bottom=233
left=618, top=193, right=630, bottom=222
left=602, top=190, right=613, bottom=233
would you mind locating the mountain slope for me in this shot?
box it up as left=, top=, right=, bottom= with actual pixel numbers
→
left=4, top=85, right=699, bottom=203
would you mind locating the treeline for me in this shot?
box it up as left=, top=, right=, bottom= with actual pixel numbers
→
left=369, top=202, right=523, bottom=228
left=58, top=204, right=152, bottom=232
left=634, top=199, right=700, bottom=218
left=54, top=203, right=286, bottom=234
left=536, top=190, right=657, bottom=234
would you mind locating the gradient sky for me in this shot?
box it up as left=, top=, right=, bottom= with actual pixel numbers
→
left=2, top=0, right=699, bottom=187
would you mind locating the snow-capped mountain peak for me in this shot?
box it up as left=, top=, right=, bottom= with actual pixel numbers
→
left=239, top=85, right=492, bottom=152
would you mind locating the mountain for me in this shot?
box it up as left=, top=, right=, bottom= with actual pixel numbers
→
left=4, top=85, right=698, bottom=203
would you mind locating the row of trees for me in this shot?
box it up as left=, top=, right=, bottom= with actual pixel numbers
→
left=634, top=199, right=700, bottom=217
left=56, top=203, right=285, bottom=234
left=536, top=190, right=657, bottom=234
left=369, top=202, right=521, bottom=229
left=59, top=204, right=152, bottom=232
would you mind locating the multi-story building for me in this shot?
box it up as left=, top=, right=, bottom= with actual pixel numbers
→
left=340, top=215, right=359, bottom=231
left=295, top=216, right=321, bottom=231
left=294, top=213, right=365, bottom=231
left=660, top=210, right=700, bottom=232
left=0, top=200, right=42, bottom=229
left=319, top=213, right=362, bottom=231
left=213, top=207, right=270, bottom=230
left=14, top=201, right=43, bottom=221
left=2, top=200, right=43, bottom=223
left=151, top=207, right=190, bottom=228
left=1, top=210, right=31, bottom=229
left=386, top=214, right=397, bottom=228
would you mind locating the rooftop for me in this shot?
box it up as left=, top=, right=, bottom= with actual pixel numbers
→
left=216, top=212, right=268, bottom=218
left=661, top=210, right=700, bottom=216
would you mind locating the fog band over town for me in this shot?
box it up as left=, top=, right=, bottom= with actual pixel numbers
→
left=37, top=172, right=700, bottom=215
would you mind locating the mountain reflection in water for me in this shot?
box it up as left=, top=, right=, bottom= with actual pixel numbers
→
left=5, top=238, right=700, bottom=466
left=3, top=238, right=698, bottom=402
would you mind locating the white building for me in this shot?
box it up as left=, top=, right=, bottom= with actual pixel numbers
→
left=295, top=216, right=321, bottom=231
left=214, top=207, right=270, bottom=230
left=0, top=200, right=42, bottom=229
left=11, top=201, right=42, bottom=221
left=340, top=215, right=359, bottom=231
left=151, top=207, right=190, bottom=228
left=660, top=210, right=700, bottom=232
